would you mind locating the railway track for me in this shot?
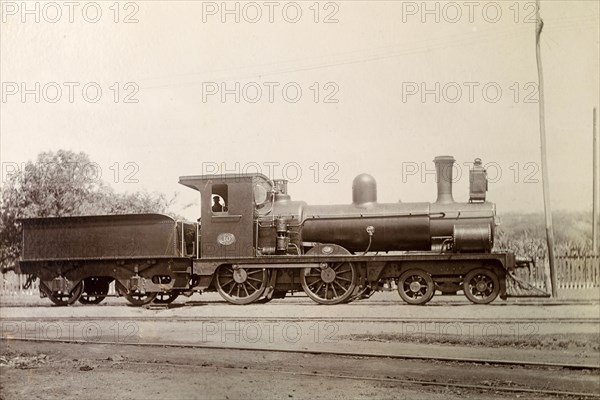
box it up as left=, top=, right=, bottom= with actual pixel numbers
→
left=3, top=337, right=599, bottom=398
left=1, top=296, right=598, bottom=308
left=122, top=360, right=600, bottom=398
left=4, top=337, right=599, bottom=371
left=2, top=316, right=599, bottom=324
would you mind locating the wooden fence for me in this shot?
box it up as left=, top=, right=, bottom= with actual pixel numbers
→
left=506, top=254, right=600, bottom=294
left=1, top=272, right=39, bottom=296
left=1, top=254, right=599, bottom=296
left=555, top=254, right=600, bottom=289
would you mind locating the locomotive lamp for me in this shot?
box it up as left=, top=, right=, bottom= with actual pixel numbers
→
left=469, top=158, right=488, bottom=202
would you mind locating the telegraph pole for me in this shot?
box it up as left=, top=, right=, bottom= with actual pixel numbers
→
left=593, top=108, right=599, bottom=253
left=535, top=0, right=557, bottom=297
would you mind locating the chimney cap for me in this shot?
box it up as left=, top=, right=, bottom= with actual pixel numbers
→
left=434, top=155, right=456, bottom=163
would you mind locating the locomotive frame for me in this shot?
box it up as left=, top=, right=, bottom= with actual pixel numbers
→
left=16, top=155, right=528, bottom=306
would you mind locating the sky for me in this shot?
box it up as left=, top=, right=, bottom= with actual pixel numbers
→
left=1, top=0, right=599, bottom=220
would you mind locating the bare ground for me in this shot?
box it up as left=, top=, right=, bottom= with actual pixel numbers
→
left=1, top=339, right=599, bottom=400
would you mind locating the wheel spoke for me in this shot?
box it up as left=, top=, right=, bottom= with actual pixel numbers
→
left=332, top=280, right=347, bottom=292
left=332, top=263, right=343, bottom=271
left=246, top=270, right=263, bottom=275
left=308, top=278, right=323, bottom=288
left=331, top=282, right=338, bottom=298
left=314, top=282, right=324, bottom=296
left=221, top=278, right=234, bottom=287
left=227, top=283, right=236, bottom=295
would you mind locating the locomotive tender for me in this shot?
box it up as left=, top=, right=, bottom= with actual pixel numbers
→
left=17, top=155, right=522, bottom=306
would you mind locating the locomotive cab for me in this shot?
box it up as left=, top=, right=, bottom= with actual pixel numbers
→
left=179, top=173, right=273, bottom=258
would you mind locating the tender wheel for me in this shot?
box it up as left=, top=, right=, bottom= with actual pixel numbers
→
left=123, top=291, right=158, bottom=306
left=301, top=262, right=357, bottom=305
left=462, top=268, right=500, bottom=304
left=79, top=295, right=105, bottom=305
left=79, top=277, right=110, bottom=305
left=153, top=292, right=180, bottom=304
left=40, top=281, right=84, bottom=306
left=116, top=285, right=157, bottom=306
left=397, top=269, right=434, bottom=305
left=215, top=265, right=268, bottom=305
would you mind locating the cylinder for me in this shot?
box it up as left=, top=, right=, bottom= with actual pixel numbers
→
left=434, top=156, right=455, bottom=204
left=453, top=224, right=493, bottom=252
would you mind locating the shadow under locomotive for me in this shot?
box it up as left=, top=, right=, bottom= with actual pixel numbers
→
left=16, top=155, right=535, bottom=307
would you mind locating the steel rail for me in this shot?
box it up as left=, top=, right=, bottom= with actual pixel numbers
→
left=121, top=359, right=600, bottom=398
left=2, top=298, right=598, bottom=307
left=2, top=316, right=599, bottom=324
left=3, top=337, right=599, bottom=371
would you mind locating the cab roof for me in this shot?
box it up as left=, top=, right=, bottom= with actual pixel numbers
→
left=179, top=173, right=272, bottom=192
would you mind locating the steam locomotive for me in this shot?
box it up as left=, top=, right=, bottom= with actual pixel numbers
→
left=17, top=156, right=526, bottom=306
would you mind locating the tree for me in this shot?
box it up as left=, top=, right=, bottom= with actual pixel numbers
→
left=0, top=150, right=177, bottom=271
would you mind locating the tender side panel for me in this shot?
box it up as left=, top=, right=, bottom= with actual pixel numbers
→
left=21, top=214, right=178, bottom=261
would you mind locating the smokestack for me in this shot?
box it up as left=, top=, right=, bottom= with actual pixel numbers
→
left=434, top=156, right=455, bottom=204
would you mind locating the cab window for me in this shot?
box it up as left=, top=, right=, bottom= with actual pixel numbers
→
left=211, top=184, right=228, bottom=214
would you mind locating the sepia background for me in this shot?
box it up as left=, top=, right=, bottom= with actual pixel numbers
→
left=1, top=0, right=598, bottom=220
left=1, top=4, right=599, bottom=399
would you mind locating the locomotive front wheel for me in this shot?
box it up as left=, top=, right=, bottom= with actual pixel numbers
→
left=397, top=269, right=434, bottom=305
left=462, top=269, right=500, bottom=304
left=215, top=265, right=268, bottom=305
left=153, top=292, right=180, bottom=304
left=301, top=262, right=357, bottom=305
left=40, top=281, right=84, bottom=306
left=79, top=277, right=110, bottom=305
